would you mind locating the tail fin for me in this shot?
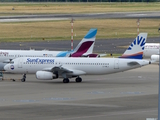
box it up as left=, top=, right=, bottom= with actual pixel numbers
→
left=71, top=28, right=97, bottom=57
left=119, top=33, right=147, bottom=59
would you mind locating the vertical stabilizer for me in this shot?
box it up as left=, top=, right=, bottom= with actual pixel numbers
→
left=120, top=33, right=147, bottom=59
left=71, top=28, right=97, bottom=57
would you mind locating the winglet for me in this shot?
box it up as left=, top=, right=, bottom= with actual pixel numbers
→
left=119, top=33, right=147, bottom=59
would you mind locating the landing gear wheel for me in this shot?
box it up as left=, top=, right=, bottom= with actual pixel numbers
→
left=63, top=78, right=69, bottom=83
left=21, top=74, right=26, bottom=82
left=75, top=77, right=82, bottom=83
left=21, top=78, right=26, bottom=82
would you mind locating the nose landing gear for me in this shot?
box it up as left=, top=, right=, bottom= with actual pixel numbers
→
left=75, top=77, right=82, bottom=83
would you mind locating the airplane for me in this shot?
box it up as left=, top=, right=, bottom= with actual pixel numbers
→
left=143, top=43, right=160, bottom=62
left=0, top=28, right=98, bottom=71
left=4, top=33, right=151, bottom=83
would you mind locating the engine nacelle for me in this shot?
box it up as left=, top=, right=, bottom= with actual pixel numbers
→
left=151, top=55, right=159, bottom=62
left=36, top=71, right=57, bottom=80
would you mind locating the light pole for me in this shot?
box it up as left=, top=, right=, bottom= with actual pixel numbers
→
left=70, top=18, right=74, bottom=51
left=136, top=19, right=140, bottom=35
left=158, top=24, right=160, bottom=120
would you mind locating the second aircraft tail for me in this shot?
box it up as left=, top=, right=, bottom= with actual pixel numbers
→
left=71, top=28, right=97, bottom=57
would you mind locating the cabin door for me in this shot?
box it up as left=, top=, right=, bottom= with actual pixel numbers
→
left=18, top=58, right=23, bottom=68
left=114, top=59, right=119, bottom=69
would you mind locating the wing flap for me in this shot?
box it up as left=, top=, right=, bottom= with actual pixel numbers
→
left=43, top=66, right=73, bottom=73
left=42, top=66, right=86, bottom=76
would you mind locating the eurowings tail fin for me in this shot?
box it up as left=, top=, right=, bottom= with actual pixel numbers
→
left=119, top=33, right=147, bottom=59
left=71, top=28, right=97, bottom=57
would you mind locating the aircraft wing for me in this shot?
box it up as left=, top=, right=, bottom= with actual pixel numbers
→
left=3, top=59, right=13, bottom=63
left=43, top=66, right=86, bottom=77
left=43, top=66, right=73, bottom=73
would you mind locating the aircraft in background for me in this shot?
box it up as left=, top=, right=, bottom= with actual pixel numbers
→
left=4, top=33, right=151, bottom=83
left=0, top=28, right=98, bottom=71
left=143, top=43, right=160, bottom=62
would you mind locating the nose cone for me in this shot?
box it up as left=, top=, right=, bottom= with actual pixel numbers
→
left=4, top=64, right=14, bottom=71
left=4, top=64, right=9, bottom=71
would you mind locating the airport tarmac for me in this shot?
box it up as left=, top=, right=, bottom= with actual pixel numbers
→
left=0, top=64, right=158, bottom=120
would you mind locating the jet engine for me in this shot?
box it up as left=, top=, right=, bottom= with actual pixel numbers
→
left=36, top=71, right=57, bottom=80
left=151, top=55, right=159, bottom=62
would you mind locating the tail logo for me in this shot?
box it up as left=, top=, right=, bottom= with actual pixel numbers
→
left=128, top=36, right=145, bottom=50
left=120, top=33, right=147, bottom=59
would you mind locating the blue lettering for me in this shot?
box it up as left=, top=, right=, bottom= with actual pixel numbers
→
left=26, top=58, right=54, bottom=64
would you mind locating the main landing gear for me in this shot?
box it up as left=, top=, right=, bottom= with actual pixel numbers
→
left=63, top=77, right=82, bottom=83
left=63, top=78, right=69, bottom=83
left=21, top=74, right=26, bottom=82
left=75, top=77, right=82, bottom=83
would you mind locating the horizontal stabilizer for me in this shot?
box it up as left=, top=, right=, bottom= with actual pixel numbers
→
left=127, top=61, right=140, bottom=66
left=99, top=54, right=107, bottom=57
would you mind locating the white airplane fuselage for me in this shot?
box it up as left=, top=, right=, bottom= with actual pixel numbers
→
left=5, top=57, right=150, bottom=77
left=143, top=43, right=160, bottom=58
left=0, top=50, right=62, bottom=61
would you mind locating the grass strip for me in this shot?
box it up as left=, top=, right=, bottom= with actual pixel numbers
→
left=0, top=19, right=159, bottom=42
left=0, top=2, right=160, bottom=15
